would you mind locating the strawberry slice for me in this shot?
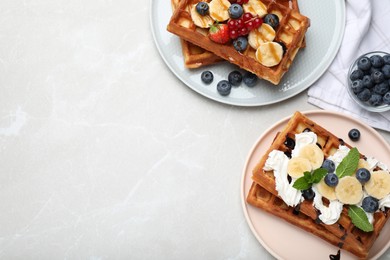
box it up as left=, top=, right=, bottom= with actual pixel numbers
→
left=208, top=23, right=230, bottom=44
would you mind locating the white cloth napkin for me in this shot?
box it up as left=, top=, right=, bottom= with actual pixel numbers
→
left=307, top=0, right=390, bottom=132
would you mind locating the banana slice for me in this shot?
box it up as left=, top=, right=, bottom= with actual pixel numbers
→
left=248, top=23, right=276, bottom=50
left=364, top=170, right=390, bottom=199
left=358, top=158, right=370, bottom=170
left=298, top=144, right=324, bottom=169
left=335, top=176, right=363, bottom=204
left=190, top=4, right=215, bottom=28
left=287, top=157, right=312, bottom=178
left=209, top=0, right=231, bottom=22
left=316, top=179, right=337, bottom=201
left=243, top=0, right=267, bottom=18
left=255, top=42, right=283, bottom=67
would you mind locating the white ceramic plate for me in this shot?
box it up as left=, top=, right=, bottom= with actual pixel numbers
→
left=241, top=110, right=390, bottom=260
left=150, top=0, right=345, bottom=107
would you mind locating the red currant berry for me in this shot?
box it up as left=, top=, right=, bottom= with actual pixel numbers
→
left=228, top=20, right=237, bottom=30
left=242, top=12, right=253, bottom=22
left=241, top=0, right=249, bottom=3
left=236, top=0, right=243, bottom=4
left=239, top=27, right=248, bottom=36
left=228, top=0, right=237, bottom=3
left=245, top=21, right=254, bottom=30
left=253, top=17, right=263, bottom=28
left=236, top=18, right=244, bottom=29
left=229, top=29, right=239, bottom=39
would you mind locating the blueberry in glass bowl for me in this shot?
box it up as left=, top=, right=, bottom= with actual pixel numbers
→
left=347, top=51, right=390, bottom=112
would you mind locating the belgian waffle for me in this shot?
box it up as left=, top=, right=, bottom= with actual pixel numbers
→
left=247, top=111, right=390, bottom=259
left=167, top=0, right=310, bottom=84
left=170, top=0, right=304, bottom=69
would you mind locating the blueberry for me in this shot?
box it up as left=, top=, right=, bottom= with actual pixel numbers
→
left=368, top=94, right=383, bottom=106
left=382, top=64, right=390, bottom=78
left=348, top=128, right=360, bottom=141
left=302, top=188, right=315, bottom=200
left=322, top=159, right=336, bottom=173
left=384, top=54, right=390, bottom=65
left=373, top=81, right=389, bottom=95
left=243, top=72, right=258, bottom=87
left=350, top=69, right=364, bottom=81
left=228, top=70, right=242, bottom=86
left=362, top=196, right=379, bottom=213
left=355, top=168, right=371, bottom=184
left=284, top=137, right=295, bottom=149
left=263, top=13, right=279, bottom=29
left=324, top=173, right=339, bottom=187
left=196, top=2, right=209, bottom=16
left=372, top=70, right=385, bottom=84
left=217, top=80, right=232, bottom=96
left=351, top=80, right=364, bottom=94
left=370, top=54, right=384, bottom=68
left=233, top=36, right=248, bottom=52
left=357, top=88, right=371, bottom=102
left=277, top=41, right=287, bottom=54
left=228, top=3, right=243, bottom=19
left=362, top=75, right=374, bottom=89
left=201, top=70, right=213, bottom=84
left=383, top=92, right=390, bottom=105
left=357, top=57, right=371, bottom=71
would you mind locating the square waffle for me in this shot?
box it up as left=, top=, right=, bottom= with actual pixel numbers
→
left=247, top=111, right=390, bottom=259
left=167, top=0, right=310, bottom=84
left=170, top=0, right=304, bottom=69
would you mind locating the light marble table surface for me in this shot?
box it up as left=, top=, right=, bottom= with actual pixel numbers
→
left=1, top=0, right=390, bottom=259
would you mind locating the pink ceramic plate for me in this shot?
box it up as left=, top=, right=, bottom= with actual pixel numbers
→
left=241, top=110, right=390, bottom=260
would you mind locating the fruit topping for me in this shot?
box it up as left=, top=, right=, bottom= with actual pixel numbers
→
left=190, top=4, right=214, bottom=28
left=355, top=168, right=371, bottom=184
left=232, top=36, right=248, bottom=52
left=217, top=80, right=232, bottom=96
left=248, top=23, right=275, bottom=49
left=255, top=41, right=283, bottom=67
left=263, top=13, right=279, bottom=29
left=243, top=71, right=258, bottom=87
left=364, top=170, right=390, bottom=200
left=287, top=157, right=312, bottom=178
left=335, top=176, right=363, bottom=205
left=201, top=70, right=214, bottom=84
left=321, top=159, right=336, bottom=173
left=242, top=0, right=267, bottom=17
left=209, top=0, right=231, bottom=22
left=208, top=22, right=230, bottom=44
left=317, top=178, right=337, bottom=201
left=298, top=143, right=324, bottom=169
left=362, top=196, right=379, bottom=213
left=228, top=70, right=243, bottom=86
left=324, top=173, right=339, bottom=187
left=302, top=188, right=315, bottom=200
left=228, top=3, right=243, bottom=19
left=196, top=2, right=210, bottom=16
left=236, top=0, right=249, bottom=4
left=348, top=128, right=360, bottom=141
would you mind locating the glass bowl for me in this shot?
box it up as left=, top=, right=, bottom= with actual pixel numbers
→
left=347, top=51, right=390, bottom=112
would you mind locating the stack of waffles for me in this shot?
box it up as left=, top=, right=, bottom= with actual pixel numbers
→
left=247, top=111, right=390, bottom=259
left=167, top=0, right=310, bottom=84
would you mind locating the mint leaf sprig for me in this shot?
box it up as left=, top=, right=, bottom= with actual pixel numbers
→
left=336, top=147, right=360, bottom=178
left=348, top=205, right=374, bottom=232
left=293, top=168, right=327, bottom=190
